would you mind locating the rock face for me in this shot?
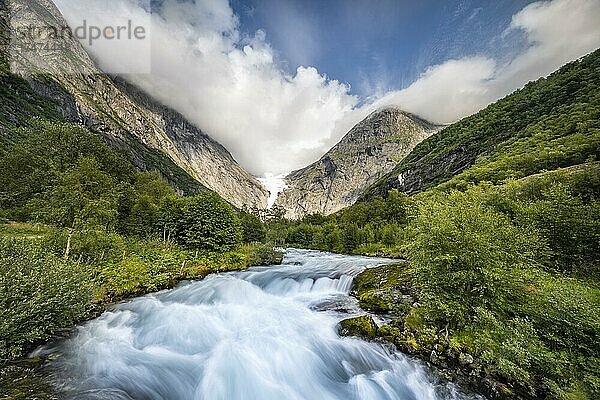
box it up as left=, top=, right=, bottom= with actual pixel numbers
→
left=275, top=107, right=439, bottom=218
left=3, top=0, right=268, bottom=209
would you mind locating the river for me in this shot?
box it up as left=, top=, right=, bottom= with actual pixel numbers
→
left=36, top=249, right=478, bottom=400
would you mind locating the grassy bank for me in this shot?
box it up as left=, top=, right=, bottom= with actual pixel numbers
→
left=0, top=225, right=281, bottom=361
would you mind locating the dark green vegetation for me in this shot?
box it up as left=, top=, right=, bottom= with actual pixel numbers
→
left=0, top=120, right=278, bottom=365
left=270, top=49, right=600, bottom=399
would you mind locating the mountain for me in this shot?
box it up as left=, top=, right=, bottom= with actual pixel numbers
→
left=1, top=0, right=268, bottom=209
left=275, top=107, right=439, bottom=218
left=362, top=49, right=600, bottom=200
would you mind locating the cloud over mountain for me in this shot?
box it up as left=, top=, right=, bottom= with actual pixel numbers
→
left=53, top=0, right=600, bottom=176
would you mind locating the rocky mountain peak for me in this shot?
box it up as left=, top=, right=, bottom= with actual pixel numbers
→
left=275, top=106, right=440, bottom=219
left=3, top=0, right=268, bottom=209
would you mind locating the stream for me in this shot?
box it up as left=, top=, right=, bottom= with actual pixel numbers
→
left=36, top=249, right=479, bottom=400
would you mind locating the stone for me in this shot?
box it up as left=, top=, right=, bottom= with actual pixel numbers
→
left=430, top=350, right=439, bottom=364
left=338, top=315, right=378, bottom=340
left=459, top=352, right=474, bottom=366
left=6, top=0, right=269, bottom=210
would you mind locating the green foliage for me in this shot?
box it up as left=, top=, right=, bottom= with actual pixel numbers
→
left=0, top=74, right=63, bottom=133
left=161, top=193, right=242, bottom=251
left=0, top=119, right=134, bottom=221
left=32, top=156, right=120, bottom=232
left=268, top=189, right=413, bottom=255
left=238, top=212, right=267, bottom=243
left=0, top=117, right=272, bottom=366
left=117, top=172, right=177, bottom=237
left=516, top=185, right=600, bottom=273
left=408, top=187, right=546, bottom=325
left=0, top=238, right=93, bottom=359
left=276, top=166, right=600, bottom=397
left=246, top=244, right=284, bottom=266
left=364, top=48, right=600, bottom=199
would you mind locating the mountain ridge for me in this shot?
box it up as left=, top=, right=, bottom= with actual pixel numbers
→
left=361, top=49, right=600, bottom=200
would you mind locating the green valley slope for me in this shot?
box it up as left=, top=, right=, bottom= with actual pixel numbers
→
left=363, top=48, right=600, bottom=199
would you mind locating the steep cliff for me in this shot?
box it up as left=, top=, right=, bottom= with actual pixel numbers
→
left=275, top=107, right=439, bottom=218
left=2, top=0, right=268, bottom=208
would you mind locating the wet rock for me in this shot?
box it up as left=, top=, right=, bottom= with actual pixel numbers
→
left=430, top=350, right=439, bottom=364
left=338, top=315, right=378, bottom=340
left=459, top=352, right=474, bottom=366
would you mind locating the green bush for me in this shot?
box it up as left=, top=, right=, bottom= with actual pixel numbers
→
left=407, top=187, right=546, bottom=325
left=161, top=193, right=241, bottom=251
left=117, top=172, right=177, bottom=238
left=0, top=238, right=93, bottom=359
left=239, top=212, right=267, bottom=243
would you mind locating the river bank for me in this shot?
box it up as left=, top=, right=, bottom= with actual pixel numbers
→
left=0, top=230, right=283, bottom=399
left=338, top=263, right=512, bottom=399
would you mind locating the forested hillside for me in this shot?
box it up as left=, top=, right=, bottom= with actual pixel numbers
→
left=363, top=48, right=600, bottom=199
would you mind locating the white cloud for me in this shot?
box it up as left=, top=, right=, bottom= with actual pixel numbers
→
left=371, top=0, right=600, bottom=124
left=52, top=0, right=600, bottom=177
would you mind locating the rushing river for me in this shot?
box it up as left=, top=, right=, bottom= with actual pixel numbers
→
left=37, top=249, right=477, bottom=400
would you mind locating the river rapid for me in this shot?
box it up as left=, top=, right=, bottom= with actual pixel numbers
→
left=36, top=249, right=479, bottom=400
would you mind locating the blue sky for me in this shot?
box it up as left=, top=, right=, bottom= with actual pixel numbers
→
left=231, top=0, right=534, bottom=98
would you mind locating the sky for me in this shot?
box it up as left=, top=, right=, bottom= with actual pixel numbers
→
left=53, top=0, right=600, bottom=177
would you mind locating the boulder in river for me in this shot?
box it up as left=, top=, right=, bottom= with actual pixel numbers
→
left=338, top=315, right=378, bottom=339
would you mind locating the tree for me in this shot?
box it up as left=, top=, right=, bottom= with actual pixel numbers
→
left=161, top=193, right=241, bottom=251
left=239, top=212, right=267, bottom=243
left=117, top=172, right=176, bottom=237
left=33, top=157, right=119, bottom=259
left=407, top=188, right=546, bottom=325
left=342, top=224, right=361, bottom=252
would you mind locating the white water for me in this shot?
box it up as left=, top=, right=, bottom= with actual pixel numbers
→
left=38, top=249, right=477, bottom=400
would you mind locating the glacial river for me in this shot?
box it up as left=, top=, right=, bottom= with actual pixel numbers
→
left=38, top=249, right=478, bottom=400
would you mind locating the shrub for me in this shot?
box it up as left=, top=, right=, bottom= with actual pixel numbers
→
left=161, top=193, right=242, bottom=251
left=238, top=212, right=267, bottom=243
left=407, top=187, right=546, bottom=325
left=0, top=238, right=93, bottom=358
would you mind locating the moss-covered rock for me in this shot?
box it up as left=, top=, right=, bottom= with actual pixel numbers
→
left=338, top=315, right=378, bottom=339
left=353, top=263, right=414, bottom=316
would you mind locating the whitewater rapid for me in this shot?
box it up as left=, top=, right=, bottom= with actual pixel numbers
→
left=37, top=249, right=477, bottom=400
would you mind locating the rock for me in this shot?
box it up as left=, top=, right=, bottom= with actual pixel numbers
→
left=412, top=302, right=420, bottom=308
left=459, top=352, right=474, bottom=366
left=337, top=316, right=378, bottom=340
left=430, top=350, right=439, bottom=364
left=275, top=107, right=440, bottom=219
